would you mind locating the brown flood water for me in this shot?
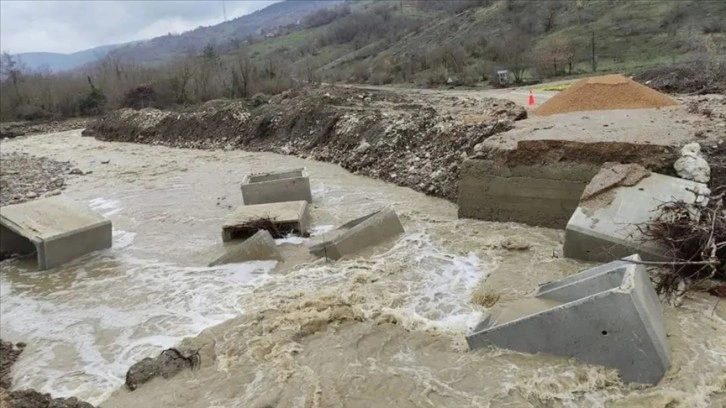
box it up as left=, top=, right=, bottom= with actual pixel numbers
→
left=0, top=130, right=724, bottom=407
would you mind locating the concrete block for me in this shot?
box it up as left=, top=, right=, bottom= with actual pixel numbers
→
left=0, top=196, right=112, bottom=270
left=563, top=170, right=710, bottom=262
left=457, top=159, right=598, bottom=228
left=241, top=168, right=312, bottom=205
left=467, top=255, right=670, bottom=385
left=308, top=208, right=404, bottom=260
left=209, top=230, right=282, bottom=266
left=222, top=200, right=310, bottom=242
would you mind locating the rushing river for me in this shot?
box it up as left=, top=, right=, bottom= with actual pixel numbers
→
left=1, top=130, right=724, bottom=407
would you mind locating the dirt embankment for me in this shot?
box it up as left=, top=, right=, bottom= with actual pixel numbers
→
left=84, top=87, right=526, bottom=201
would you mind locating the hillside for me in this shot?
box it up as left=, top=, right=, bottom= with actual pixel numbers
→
left=15, top=44, right=123, bottom=72
left=236, top=0, right=726, bottom=85
left=105, top=0, right=342, bottom=64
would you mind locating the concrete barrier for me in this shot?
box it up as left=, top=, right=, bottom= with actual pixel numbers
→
left=209, top=230, right=281, bottom=266
left=308, top=208, right=404, bottom=260
left=241, top=168, right=312, bottom=205
left=563, top=170, right=710, bottom=262
left=467, top=255, right=670, bottom=385
left=222, top=200, right=310, bottom=242
left=457, top=159, right=597, bottom=228
left=0, top=196, right=112, bottom=270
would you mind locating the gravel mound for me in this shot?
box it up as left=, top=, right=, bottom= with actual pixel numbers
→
left=0, top=153, right=84, bottom=206
left=535, top=74, right=679, bottom=116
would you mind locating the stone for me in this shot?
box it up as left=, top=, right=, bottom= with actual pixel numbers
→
left=0, top=196, right=112, bottom=270
left=240, top=168, right=312, bottom=205
left=564, top=169, right=709, bottom=262
left=222, top=201, right=310, bottom=242
left=208, top=230, right=282, bottom=266
left=674, top=142, right=710, bottom=183
left=467, top=255, right=670, bottom=385
left=308, top=208, right=404, bottom=260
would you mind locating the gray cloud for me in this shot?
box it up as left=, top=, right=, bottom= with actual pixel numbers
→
left=0, top=0, right=278, bottom=54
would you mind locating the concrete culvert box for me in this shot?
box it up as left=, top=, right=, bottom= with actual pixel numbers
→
left=308, top=208, right=404, bottom=260
left=0, top=196, right=112, bottom=270
left=209, top=230, right=282, bottom=266
left=222, top=201, right=310, bottom=242
left=241, top=168, right=312, bottom=205
left=466, top=255, right=670, bottom=385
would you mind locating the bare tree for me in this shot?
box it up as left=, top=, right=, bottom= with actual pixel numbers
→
left=1, top=52, right=26, bottom=104
left=495, top=28, right=531, bottom=83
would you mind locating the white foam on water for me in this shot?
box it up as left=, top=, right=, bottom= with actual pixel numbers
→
left=0, top=252, right=277, bottom=404
left=88, top=197, right=122, bottom=217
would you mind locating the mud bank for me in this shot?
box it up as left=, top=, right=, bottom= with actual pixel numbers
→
left=84, top=86, right=526, bottom=201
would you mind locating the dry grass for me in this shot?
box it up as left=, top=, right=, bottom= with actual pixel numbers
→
left=641, top=187, right=725, bottom=298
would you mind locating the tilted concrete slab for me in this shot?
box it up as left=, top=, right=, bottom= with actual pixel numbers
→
left=241, top=168, right=312, bottom=205
left=467, top=255, right=670, bottom=385
left=209, top=230, right=282, bottom=266
left=308, top=208, right=404, bottom=260
left=563, top=170, right=710, bottom=262
left=0, top=196, right=112, bottom=270
left=222, top=200, right=310, bottom=242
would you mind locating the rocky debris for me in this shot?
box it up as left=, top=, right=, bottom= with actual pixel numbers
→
left=0, top=390, right=95, bottom=408
left=85, top=86, right=526, bottom=201
left=1, top=340, right=24, bottom=390
left=0, top=339, right=95, bottom=408
left=0, top=118, right=92, bottom=139
left=581, top=163, right=652, bottom=201
left=125, top=348, right=201, bottom=391
left=635, top=63, right=726, bottom=95
left=0, top=153, right=84, bottom=206
left=674, top=143, right=711, bottom=184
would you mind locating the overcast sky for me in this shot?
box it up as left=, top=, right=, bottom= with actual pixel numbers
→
left=0, top=0, right=278, bottom=54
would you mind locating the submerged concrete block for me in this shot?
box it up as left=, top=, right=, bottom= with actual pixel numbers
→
left=222, top=200, right=310, bottom=242
left=457, top=159, right=598, bottom=228
left=308, top=208, right=404, bottom=260
left=241, top=168, right=312, bottom=205
left=467, top=255, right=670, bottom=385
left=209, top=230, right=281, bottom=266
left=564, top=169, right=710, bottom=262
left=0, top=196, right=112, bottom=270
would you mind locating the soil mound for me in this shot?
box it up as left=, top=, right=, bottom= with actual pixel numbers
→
left=535, top=74, right=678, bottom=116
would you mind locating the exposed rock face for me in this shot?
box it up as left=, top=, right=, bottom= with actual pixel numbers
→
left=125, top=348, right=201, bottom=391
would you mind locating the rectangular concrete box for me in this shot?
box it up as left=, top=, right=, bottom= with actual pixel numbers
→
left=466, top=255, right=670, bottom=385
left=0, top=196, right=112, bottom=270
left=209, top=230, right=282, bottom=266
left=564, top=171, right=710, bottom=262
left=308, top=208, right=404, bottom=260
left=241, top=168, right=312, bottom=205
left=457, top=159, right=598, bottom=229
left=222, top=200, right=310, bottom=242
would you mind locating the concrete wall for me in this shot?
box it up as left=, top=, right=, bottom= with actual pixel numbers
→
left=39, top=222, right=113, bottom=270
left=0, top=224, right=37, bottom=255
left=209, top=230, right=281, bottom=266
left=457, top=159, right=598, bottom=229
left=241, top=168, right=312, bottom=205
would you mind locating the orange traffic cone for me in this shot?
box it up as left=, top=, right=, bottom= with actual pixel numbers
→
left=528, top=90, right=535, bottom=107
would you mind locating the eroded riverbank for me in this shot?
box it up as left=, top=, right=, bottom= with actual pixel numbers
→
left=0, top=131, right=724, bottom=407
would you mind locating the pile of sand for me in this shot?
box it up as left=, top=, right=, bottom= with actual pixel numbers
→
left=535, top=74, right=678, bottom=116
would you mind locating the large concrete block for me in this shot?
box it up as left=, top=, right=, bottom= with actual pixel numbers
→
left=467, top=255, right=670, bottom=385
left=308, top=208, right=404, bottom=260
left=209, top=230, right=282, bottom=266
left=241, top=168, right=312, bottom=205
left=0, top=196, right=112, bottom=270
left=457, top=159, right=598, bottom=228
left=222, top=200, right=310, bottom=242
left=563, top=169, right=710, bottom=262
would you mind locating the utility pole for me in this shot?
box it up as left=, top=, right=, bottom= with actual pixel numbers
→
left=591, top=31, right=596, bottom=73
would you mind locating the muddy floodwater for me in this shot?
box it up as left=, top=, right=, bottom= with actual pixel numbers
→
left=1, top=130, right=724, bottom=407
